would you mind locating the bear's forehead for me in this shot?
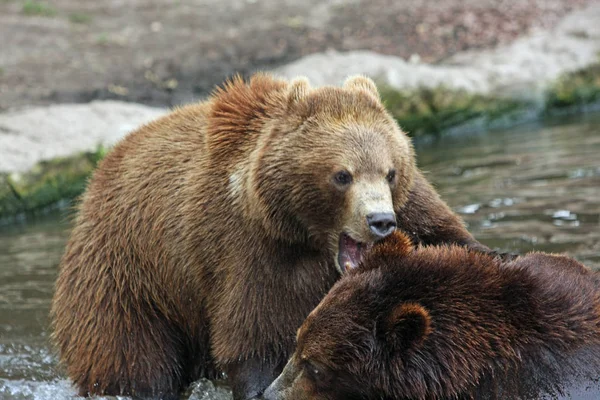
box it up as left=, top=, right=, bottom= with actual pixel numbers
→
left=311, top=107, right=390, bottom=130
left=304, top=90, right=387, bottom=121
left=300, top=289, right=373, bottom=344
left=305, top=124, right=397, bottom=167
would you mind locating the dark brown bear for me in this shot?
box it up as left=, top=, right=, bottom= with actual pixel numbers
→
left=264, top=231, right=600, bottom=400
left=51, top=74, right=487, bottom=400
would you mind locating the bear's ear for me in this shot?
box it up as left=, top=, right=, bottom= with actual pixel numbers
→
left=378, top=303, right=431, bottom=352
left=369, top=230, right=414, bottom=260
left=358, top=231, right=414, bottom=272
left=380, top=230, right=413, bottom=256
left=343, top=75, right=380, bottom=100
left=287, top=77, right=311, bottom=106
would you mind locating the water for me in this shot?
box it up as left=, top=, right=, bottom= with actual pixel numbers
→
left=0, top=115, right=599, bottom=399
left=418, top=114, right=600, bottom=269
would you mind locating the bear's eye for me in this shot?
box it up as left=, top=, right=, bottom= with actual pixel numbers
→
left=305, top=361, right=325, bottom=381
left=386, top=169, right=396, bottom=184
left=333, top=170, right=353, bottom=186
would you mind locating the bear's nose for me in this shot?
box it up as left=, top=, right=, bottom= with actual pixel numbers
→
left=366, top=212, right=397, bottom=238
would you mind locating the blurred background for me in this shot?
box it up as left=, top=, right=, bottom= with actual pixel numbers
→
left=1, top=0, right=599, bottom=399
left=0, top=0, right=593, bottom=109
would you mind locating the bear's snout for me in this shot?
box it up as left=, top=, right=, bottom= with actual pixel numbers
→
left=347, top=180, right=395, bottom=243
left=263, top=357, right=299, bottom=400
left=366, top=212, right=396, bottom=238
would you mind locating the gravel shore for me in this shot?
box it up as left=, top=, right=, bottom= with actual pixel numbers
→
left=0, top=0, right=592, bottom=110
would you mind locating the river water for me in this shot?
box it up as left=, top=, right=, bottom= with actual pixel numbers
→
left=0, top=114, right=599, bottom=399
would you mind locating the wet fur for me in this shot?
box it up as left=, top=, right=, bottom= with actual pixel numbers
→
left=270, top=232, right=600, bottom=400
left=51, top=74, right=485, bottom=399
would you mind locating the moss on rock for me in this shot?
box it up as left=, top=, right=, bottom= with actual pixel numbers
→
left=0, top=148, right=106, bottom=221
left=379, top=61, right=600, bottom=137
left=545, top=62, right=600, bottom=112
left=379, top=85, right=527, bottom=137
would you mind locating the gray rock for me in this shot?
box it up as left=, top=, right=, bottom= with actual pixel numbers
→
left=0, top=101, right=165, bottom=173
left=275, top=2, right=600, bottom=102
left=187, top=379, right=232, bottom=400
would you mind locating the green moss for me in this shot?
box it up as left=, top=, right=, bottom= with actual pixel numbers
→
left=545, top=62, right=600, bottom=111
left=22, top=1, right=56, bottom=17
left=0, top=147, right=106, bottom=221
left=380, top=85, right=526, bottom=137
left=379, top=61, right=600, bottom=137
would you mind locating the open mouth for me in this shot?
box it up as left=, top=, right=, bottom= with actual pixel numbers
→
left=338, top=233, right=374, bottom=273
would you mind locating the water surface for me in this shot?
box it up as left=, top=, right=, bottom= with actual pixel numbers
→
left=1, top=115, right=599, bottom=399
left=419, top=114, right=600, bottom=269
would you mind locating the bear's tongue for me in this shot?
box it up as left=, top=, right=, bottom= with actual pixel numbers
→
left=338, top=233, right=372, bottom=272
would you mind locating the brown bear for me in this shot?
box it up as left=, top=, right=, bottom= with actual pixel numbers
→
left=51, top=74, right=488, bottom=400
left=263, top=231, right=600, bottom=400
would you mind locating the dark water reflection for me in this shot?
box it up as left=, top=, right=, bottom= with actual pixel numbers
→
left=0, top=114, right=599, bottom=398
left=417, top=113, right=600, bottom=269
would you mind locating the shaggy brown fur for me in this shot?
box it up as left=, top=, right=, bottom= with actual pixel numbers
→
left=51, top=74, right=486, bottom=400
left=264, top=231, right=600, bottom=400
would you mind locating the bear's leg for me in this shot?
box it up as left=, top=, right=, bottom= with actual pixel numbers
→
left=75, top=313, right=192, bottom=399
left=54, top=286, right=192, bottom=399
left=225, top=357, right=287, bottom=400
left=70, top=311, right=189, bottom=399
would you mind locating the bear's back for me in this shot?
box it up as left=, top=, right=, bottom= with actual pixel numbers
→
left=385, top=246, right=600, bottom=400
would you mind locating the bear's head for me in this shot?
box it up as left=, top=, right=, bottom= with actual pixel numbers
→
left=236, top=75, right=416, bottom=274
left=263, top=231, right=434, bottom=400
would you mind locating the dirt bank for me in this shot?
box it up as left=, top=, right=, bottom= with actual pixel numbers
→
left=0, top=0, right=591, bottom=110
